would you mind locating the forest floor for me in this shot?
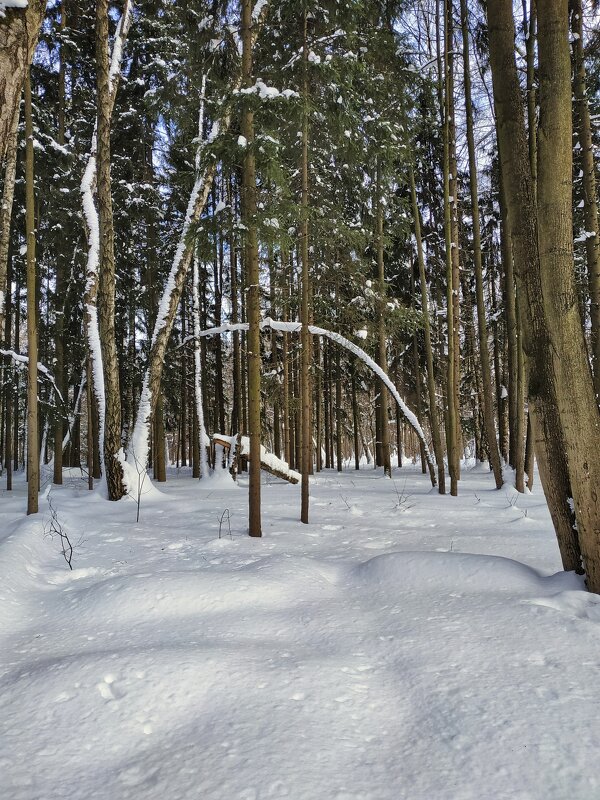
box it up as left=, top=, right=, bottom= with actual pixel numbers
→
left=1, top=459, right=599, bottom=800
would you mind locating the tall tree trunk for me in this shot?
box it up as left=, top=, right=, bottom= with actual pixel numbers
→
left=82, top=0, right=132, bottom=484
left=0, top=105, right=19, bottom=342
left=4, top=246, right=12, bottom=490
left=53, top=3, right=67, bottom=485
left=410, top=167, right=445, bottom=492
left=25, top=69, right=38, bottom=515
left=192, top=255, right=209, bottom=478
left=571, top=0, right=600, bottom=397
left=241, top=0, right=261, bottom=537
left=537, top=0, right=600, bottom=588
left=300, top=11, right=312, bottom=522
left=487, top=0, right=582, bottom=575
left=96, top=0, right=124, bottom=500
left=0, top=1, right=45, bottom=163
left=375, top=163, right=391, bottom=477
left=129, top=11, right=268, bottom=475
left=442, top=0, right=460, bottom=495
left=460, top=0, right=503, bottom=489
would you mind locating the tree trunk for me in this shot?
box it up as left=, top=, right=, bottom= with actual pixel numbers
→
left=537, top=0, right=600, bottom=588
left=0, top=105, right=19, bottom=343
left=375, top=163, right=391, bottom=477
left=442, top=0, right=460, bottom=495
left=129, top=10, right=268, bottom=474
left=25, top=69, right=38, bottom=515
left=96, top=0, right=124, bottom=500
left=241, top=0, right=261, bottom=537
left=571, top=0, right=600, bottom=397
left=487, top=0, right=582, bottom=574
left=300, top=12, right=312, bottom=522
left=410, top=167, right=445, bottom=492
left=460, top=0, right=503, bottom=489
left=0, top=1, right=45, bottom=163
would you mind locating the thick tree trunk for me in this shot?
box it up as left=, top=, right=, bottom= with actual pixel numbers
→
left=487, top=0, right=582, bottom=574
left=571, top=0, right=600, bottom=397
left=537, top=0, right=600, bottom=589
left=0, top=1, right=45, bottom=164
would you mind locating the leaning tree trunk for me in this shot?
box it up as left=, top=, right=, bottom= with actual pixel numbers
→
left=128, top=7, right=268, bottom=477
left=0, top=1, right=45, bottom=164
left=486, top=0, right=582, bottom=575
left=537, top=0, right=600, bottom=590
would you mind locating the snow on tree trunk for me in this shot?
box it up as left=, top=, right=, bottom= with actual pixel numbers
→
left=128, top=6, right=270, bottom=480
left=81, top=0, right=132, bottom=481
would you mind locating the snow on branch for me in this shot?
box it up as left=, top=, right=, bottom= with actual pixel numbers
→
left=195, top=319, right=437, bottom=480
left=0, top=349, right=65, bottom=404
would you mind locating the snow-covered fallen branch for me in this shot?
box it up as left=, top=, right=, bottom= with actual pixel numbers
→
left=213, top=433, right=301, bottom=484
left=196, top=319, right=437, bottom=484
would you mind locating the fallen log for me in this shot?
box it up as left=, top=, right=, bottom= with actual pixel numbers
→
left=212, top=434, right=300, bottom=485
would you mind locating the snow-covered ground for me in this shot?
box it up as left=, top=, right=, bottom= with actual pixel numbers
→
left=1, top=461, right=599, bottom=800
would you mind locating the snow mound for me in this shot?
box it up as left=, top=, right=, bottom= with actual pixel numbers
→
left=352, top=550, right=581, bottom=595
left=529, top=589, right=600, bottom=621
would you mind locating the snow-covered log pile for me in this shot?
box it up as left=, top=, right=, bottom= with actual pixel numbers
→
left=212, top=433, right=301, bottom=484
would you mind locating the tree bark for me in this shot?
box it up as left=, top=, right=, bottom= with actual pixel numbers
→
left=300, top=10, right=312, bottom=522
left=460, top=0, right=503, bottom=489
left=96, top=0, right=124, bottom=500
left=410, top=167, right=445, bottom=492
left=0, top=1, right=45, bottom=164
left=25, top=69, right=38, bottom=515
left=571, top=0, right=600, bottom=398
left=0, top=105, right=19, bottom=345
left=242, top=0, right=261, bottom=537
left=487, top=0, right=582, bottom=574
left=537, top=0, right=600, bottom=588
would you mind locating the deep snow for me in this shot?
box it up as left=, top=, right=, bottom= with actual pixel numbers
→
left=1, top=461, right=599, bottom=800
